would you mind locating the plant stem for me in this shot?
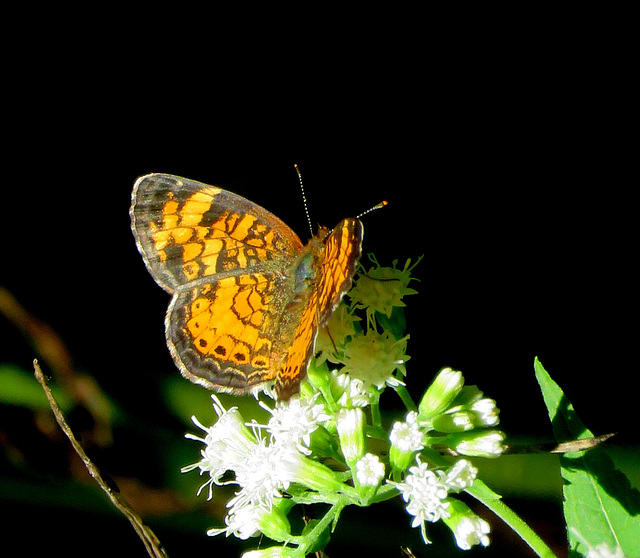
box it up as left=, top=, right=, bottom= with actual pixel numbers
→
left=299, top=499, right=347, bottom=555
left=466, top=482, right=558, bottom=558
left=394, top=384, right=417, bottom=412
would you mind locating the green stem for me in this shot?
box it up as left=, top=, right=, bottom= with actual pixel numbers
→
left=466, top=482, right=558, bottom=558
left=369, top=389, right=382, bottom=429
left=394, top=384, right=417, bottom=412
left=297, top=499, right=347, bottom=556
left=369, top=483, right=401, bottom=504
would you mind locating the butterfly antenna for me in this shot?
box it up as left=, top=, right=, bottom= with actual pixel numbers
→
left=356, top=199, right=388, bottom=219
left=295, top=164, right=314, bottom=237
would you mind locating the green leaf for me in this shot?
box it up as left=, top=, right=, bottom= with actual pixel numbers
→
left=534, top=357, right=640, bottom=557
left=375, top=306, right=407, bottom=338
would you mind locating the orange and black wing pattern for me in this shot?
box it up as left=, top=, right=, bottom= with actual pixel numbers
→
left=131, top=173, right=363, bottom=400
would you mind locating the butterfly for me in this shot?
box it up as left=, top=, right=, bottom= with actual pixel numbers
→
left=130, top=173, right=363, bottom=400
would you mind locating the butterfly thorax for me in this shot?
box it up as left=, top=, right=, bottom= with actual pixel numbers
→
left=293, top=227, right=330, bottom=293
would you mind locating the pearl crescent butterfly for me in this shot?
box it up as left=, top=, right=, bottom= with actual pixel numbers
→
left=130, top=173, right=363, bottom=400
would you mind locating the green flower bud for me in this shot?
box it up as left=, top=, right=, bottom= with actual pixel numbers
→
left=442, top=499, right=491, bottom=550
left=445, top=430, right=505, bottom=457
left=257, top=505, right=292, bottom=543
left=293, top=454, right=348, bottom=493
left=336, top=408, right=366, bottom=465
left=432, top=410, right=475, bottom=433
left=419, top=368, right=464, bottom=418
left=389, top=443, right=417, bottom=472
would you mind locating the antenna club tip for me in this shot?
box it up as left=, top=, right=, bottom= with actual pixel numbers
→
left=355, top=199, right=389, bottom=219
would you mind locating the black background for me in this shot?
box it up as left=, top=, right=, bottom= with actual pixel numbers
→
left=1, top=11, right=637, bottom=557
left=4, top=68, right=634, bottom=438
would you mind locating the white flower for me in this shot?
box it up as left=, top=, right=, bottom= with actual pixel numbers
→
left=182, top=395, right=258, bottom=498
left=355, top=453, right=385, bottom=487
left=207, top=500, right=267, bottom=540
left=585, top=543, right=625, bottom=558
left=449, top=512, right=490, bottom=550
left=340, top=330, right=409, bottom=390
left=183, top=395, right=312, bottom=540
left=470, top=397, right=500, bottom=426
left=228, top=435, right=300, bottom=511
left=183, top=393, right=350, bottom=543
left=390, top=456, right=450, bottom=543
left=442, top=499, right=491, bottom=550
left=389, top=411, right=424, bottom=452
left=331, top=370, right=371, bottom=407
left=453, top=430, right=505, bottom=457
left=261, top=395, right=329, bottom=455
left=442, top=459, right=477, bottom=492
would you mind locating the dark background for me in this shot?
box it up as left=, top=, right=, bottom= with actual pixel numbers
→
left=1, top=11, right=637, bottom=557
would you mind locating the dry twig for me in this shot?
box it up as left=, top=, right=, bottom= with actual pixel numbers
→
left=33, top=359, right=168, bottom=558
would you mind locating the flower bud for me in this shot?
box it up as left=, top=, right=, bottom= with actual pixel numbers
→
left=355, top=453, right=385, bottom=503
left=418, top=368, right=464, bottom=418
left=442, top=499, right=491, bottom=550
left=431, top=410, right=475, bottom=433
left=336, top=407, right=365, bottom=467
left=355, top=453, right=385, bottom=488
left=291, top=454, right=347, bottom=493
left=443, top=459, right=478, bottom=491
left=445, top=430, right=505, bottom=457
left=257, top=505, right=292, bottom=543
left=336, top=408, right=366, bottom=465
left=389, top=411, right=424, bottom=472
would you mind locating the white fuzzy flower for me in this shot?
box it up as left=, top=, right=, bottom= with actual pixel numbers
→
left=207, top=500, right=267, bottom=540
left=389, top=411, right=424, bottom=452
left=331, top=370, right=371, bottom=407
left=227, top=435, right=301, bottom=511
left=355, top=453, right=385, bottom=487
left=442, top=459, right=478, bottom=492
left=391, top=456, right=450, bottom=543
left=450, top=512, right=490, bottom=550
left=183, top=395, right=308, bottom=539
left=262, top=395, right=329, bottom=455
left=184, top=394, right=346, bottom=542
left=182, top=395, right=258, bottom=498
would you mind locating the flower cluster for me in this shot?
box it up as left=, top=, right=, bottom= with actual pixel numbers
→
left=182, top=394, right=345, bottom=542
left=313, top=255, right=419, bottom=390
left=387, top=366, right=504, bottom=545
left=182, top=257, right=505, bottom=556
